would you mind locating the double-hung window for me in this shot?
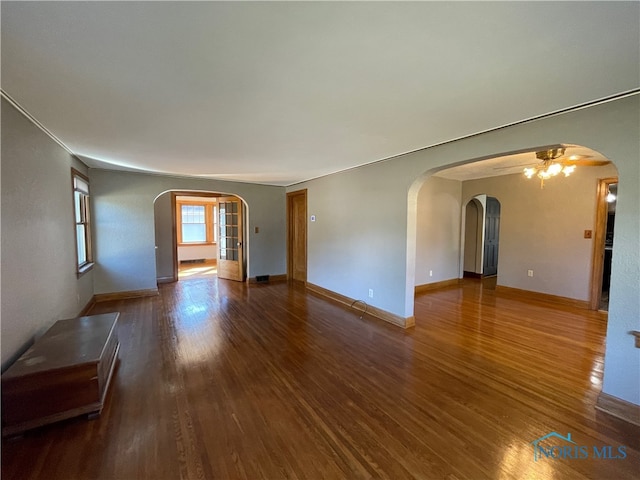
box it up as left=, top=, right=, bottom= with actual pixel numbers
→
left=72, top=169, right=93, bottom=273
left=177, top=200, right=218, bottom=245
left=181, top=204, right=207, bottom=243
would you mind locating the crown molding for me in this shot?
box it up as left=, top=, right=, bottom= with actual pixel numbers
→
left=1, top=89, right=82, bottom=163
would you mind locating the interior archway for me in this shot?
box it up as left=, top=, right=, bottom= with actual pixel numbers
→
left=407, top=144, right=618, bottom=320
left=462, top=197, right=484, bottom=278
left=153, top=189, right=249, bottom=283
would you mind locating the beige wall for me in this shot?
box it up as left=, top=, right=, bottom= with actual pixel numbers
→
left=294, top=94, right=639, bottom=406
left=462, top=165, right=618, bottom=300
left=415, top=176, right=462, bottom=286
left=1, top=98, right=94, bottom=370
left=417, top=160, right=618, bottom=297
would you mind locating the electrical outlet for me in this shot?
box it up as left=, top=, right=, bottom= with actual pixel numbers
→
left=429, top=270, right=433, bottom=277
left=527, top=270, right=534, bottom=277
left=368, top=289, right=374, bottom=298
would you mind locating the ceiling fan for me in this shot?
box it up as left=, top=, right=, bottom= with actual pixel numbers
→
left=494, top=147, right=611, bottom=188
left=524, top=148, right=611, bottom=187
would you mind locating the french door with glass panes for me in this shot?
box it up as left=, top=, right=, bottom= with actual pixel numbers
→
left=217, top=196, right=244, bottom=281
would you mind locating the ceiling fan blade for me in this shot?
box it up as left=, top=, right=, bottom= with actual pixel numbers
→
left=493, top=162, right=536, bottom=170
left=563, top=159, right=611, bottom=167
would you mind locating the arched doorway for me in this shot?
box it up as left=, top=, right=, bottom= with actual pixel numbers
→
left=153, top=190, right=248, bottom=283
left=463, top=196, right=484, bottom=278
left=407, top=144, right=617, bottom=320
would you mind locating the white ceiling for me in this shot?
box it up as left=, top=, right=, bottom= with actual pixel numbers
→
left=2, top=2, right=638, bottom=186
left=433, top=144, right=610, bottom=181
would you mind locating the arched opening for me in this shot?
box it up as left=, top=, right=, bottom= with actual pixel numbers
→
left=153, top=189, right=248, bottom=283
left=407, top=144, right=618, bottom=320
left=462, top=196, right=485, bottom=278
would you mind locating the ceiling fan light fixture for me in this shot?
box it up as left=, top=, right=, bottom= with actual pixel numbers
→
left=538, top=169, right=552, bottom=180
left=525, top=147, right=580, bottom=187
left=547, top=163, right=563, bottom=176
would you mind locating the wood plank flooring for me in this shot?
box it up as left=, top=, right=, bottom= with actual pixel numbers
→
left=2, top=278, right=638, bottom=479
left=178, top=260, right=217, bottom=280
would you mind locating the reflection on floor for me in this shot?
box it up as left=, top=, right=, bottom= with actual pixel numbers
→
left=4, top=278, right=636, bottom=479
left=481, top=274, right=497, bottom=290
left=178, top=259, right=217, bottom=280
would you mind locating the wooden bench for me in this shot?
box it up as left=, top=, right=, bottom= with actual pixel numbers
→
left=2, top=312, right=120, bottom=437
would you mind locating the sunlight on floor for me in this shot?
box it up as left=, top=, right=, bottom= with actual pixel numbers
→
left=178, top=260, right=217, bottom=280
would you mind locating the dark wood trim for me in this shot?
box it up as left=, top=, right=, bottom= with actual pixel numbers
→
left=589, top=177, right=618, bottom=310
left=630, top=331, right=640, bottom=348
left=595, top=392, right=640, bottom=427
left=415, top=278, right=462, bottom=294
left=94, top=289, right=159, bottom=303
left=307, top=282, right=415, bottom=329
left=495, top=285, right=590, bottom=310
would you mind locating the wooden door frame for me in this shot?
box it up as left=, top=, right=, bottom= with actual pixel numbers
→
left=170, top=193, right=179, bottom=282
left=217, top=196, right=245, bottom=282
left=287, top=189, right=307, bottom=283
left=589, top=177, right=618, bottom=310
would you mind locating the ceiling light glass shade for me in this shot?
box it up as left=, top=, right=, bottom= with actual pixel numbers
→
left=523, top=162, right=576, bottom=184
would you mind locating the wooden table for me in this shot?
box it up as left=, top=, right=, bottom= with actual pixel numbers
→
left=2, top=313, right=120, bottom=437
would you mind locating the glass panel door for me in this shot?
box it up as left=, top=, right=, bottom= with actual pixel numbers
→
left=217, top=197, right=244, bottom=281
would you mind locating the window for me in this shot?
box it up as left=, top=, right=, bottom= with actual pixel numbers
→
left=181, top=204, right=206, bottom=243
left=177, top=200, right=218, bottom=245
left=72, top=169, right=93, bottom=274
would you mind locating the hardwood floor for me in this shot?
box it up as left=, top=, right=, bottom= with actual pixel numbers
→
left=2, top=279, right=638, bottom=479
left=178, top=260, right=217, bottom=280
